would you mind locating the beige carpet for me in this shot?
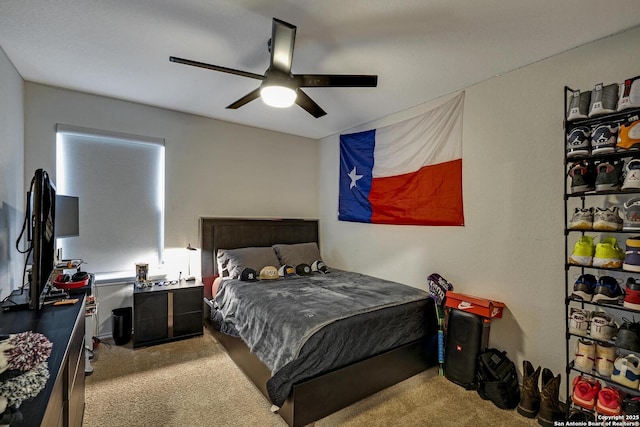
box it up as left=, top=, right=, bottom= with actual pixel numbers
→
left=83, top=329, right=540, bottom=427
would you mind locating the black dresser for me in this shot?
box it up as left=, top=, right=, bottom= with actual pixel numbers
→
left=0, top=299, right=85, bottom=427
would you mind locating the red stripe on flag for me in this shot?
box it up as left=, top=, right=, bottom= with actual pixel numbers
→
left=369, top=159, right=464, bottom=226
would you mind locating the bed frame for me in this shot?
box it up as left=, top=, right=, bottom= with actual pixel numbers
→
left=200, top=217, right=435, bottom=427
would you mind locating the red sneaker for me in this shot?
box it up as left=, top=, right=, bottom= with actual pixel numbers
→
left=625, top=278, right=640, bottom=310
left=596, top=386, right=623, bottom=416
left=572, top=376, right=601, bottom=410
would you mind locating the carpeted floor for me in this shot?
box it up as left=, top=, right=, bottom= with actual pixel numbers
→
left=83, top=328, right=540, bottom=427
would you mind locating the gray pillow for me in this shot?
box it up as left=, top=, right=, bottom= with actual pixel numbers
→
left=217, top=246, right=280, bottom=279
left=272, top=242, right=321, bottom=267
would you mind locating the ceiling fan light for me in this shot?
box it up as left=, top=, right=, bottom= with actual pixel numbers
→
left=260, top=85, right=297, bottom=108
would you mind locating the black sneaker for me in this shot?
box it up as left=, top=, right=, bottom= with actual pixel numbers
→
left=592, top=276, right=624, bottom=304
left=571, top=274, right=597, bottom=301
left=624, top=396, right=640, bottom=415
left=567, top=408, right=595, bottom=422
left=616, top=318, right=640, bottom=352
left=569, top=160, right=597, bottom=193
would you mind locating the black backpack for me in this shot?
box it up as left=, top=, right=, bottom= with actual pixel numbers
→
left=476, top=348, right=520, bottom=410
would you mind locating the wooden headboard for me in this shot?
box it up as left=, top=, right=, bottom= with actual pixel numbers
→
left=199, top=218, right=319, bottom=277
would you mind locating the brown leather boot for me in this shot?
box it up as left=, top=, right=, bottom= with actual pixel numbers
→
left=537, top=368, right=564, bottom=427
left=517, top=360, right=541, bottom=418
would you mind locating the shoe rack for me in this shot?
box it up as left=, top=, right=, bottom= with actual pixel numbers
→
left=564, top=84, right=640, bottom=419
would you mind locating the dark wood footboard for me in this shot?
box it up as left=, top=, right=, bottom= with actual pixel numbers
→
left=208, top=321, right=434, bottom=427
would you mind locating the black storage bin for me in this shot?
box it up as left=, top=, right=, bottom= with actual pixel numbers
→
left=112, top=307, right=132, bottom=345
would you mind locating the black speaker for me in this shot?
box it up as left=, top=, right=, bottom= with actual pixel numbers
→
left=444, top=309, right=490, bottom=389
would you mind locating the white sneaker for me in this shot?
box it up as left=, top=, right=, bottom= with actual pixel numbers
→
left=618, top=76, right=640, bottom=111
left=623, top=159, right=640, bottom=191
left=593, top=207, right=623, bottom=231
left=569, top=308, right=591, bottom=336
left=590, top=311, right=616, bottom=341
left=596, top=342, right=616, bottom=377
left=574, top=339, right=595, bottom=372
left=569, top=207, right=593, bottom=230
left=611, top=354, right=640, bottom=389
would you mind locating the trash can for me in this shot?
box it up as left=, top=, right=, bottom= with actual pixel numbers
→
left=112, top=307, right=132, bottom=345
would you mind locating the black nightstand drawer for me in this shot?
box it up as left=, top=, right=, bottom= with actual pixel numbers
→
left=133, top=282, right=203, bottom=348
left=174, top=287, right=203, bottom=314
left=174, top=312, right=203, bottom=336
left=136, top=319, right=168, bottom=343
left=135, top=292, right=168, bottom=320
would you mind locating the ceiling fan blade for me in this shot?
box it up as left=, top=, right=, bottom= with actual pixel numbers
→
left=226, top=88, right=262, bottom=109
left=170, top=56, right=264, bottom=80
left=295, top=74, right=378, bottom=88
left=270, top=18, right=296, bottom=74
left=295, top=89, right=326, bottom=118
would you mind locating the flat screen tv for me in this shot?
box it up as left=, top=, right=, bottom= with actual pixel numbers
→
left=29, top=169, right=56, bottom=310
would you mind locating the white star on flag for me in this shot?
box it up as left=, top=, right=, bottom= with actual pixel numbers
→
left=348, top=166, right=363, bottom=189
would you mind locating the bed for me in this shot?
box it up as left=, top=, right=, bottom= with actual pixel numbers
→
left=200, top=217, right=438, bottom=427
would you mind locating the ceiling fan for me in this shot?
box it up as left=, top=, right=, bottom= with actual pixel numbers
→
left=170, top=18, right=378, bottom=118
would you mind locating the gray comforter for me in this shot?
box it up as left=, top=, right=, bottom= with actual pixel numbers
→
left=214, top=269, right=430, bottom=374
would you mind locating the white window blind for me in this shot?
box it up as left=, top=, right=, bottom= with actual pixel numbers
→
left=56, top=125, right=164, bottom=280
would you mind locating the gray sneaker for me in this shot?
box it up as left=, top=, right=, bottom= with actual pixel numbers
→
left=595, top=161, right=624, bottom=192
left=569, top=207, right=593, bottom=230
left=567, top=90, right=591, bottom=121
left=624, top=198, right=640, bottom=231
left=589, top=83, right=619, bottom=117
left=593, top=207, right=623, bottom=231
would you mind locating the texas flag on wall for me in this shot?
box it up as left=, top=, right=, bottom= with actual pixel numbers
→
left=339, top=92, right=464, bottom=226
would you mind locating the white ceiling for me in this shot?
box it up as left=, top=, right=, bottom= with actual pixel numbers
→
left=1, top=1, right=640, bottom=140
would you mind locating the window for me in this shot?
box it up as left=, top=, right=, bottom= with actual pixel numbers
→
left=56, top=125, right=164, bottom=281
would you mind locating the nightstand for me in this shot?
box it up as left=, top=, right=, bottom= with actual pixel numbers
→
left=133, top=280, right=203, bottom=348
